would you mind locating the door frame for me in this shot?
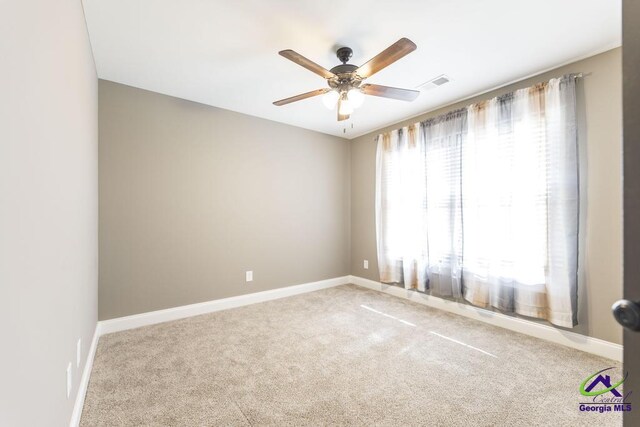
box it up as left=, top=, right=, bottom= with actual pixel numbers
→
left=623, top=0, right=640, bottom=425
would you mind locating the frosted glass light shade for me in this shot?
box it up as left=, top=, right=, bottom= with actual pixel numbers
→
left=347, top=89, right=365, bottom=108
left=339, top=99, right=353, bottom=115
left=322, top=90, right=340, bottom=109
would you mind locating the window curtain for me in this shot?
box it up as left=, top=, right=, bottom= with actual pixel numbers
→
left=376, top=124, right=429, bottom=291
left=376, top=111, right=466, bottom=296
left=375, top=76, right=578, bottom=328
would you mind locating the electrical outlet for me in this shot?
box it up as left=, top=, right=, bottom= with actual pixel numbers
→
left=76, top=338, right=82, bottom=368
left=364, top=260, right=369, bottom=269
left=245, top=271, right=253, bottom=282
left=66, top=363, right=72, bottom=398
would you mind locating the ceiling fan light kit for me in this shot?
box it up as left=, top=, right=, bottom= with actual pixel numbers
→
left=338, top=91, right=354, bottom=115
left=322, top=90, right=340, bottom=109
left=321, top=87, right=364, bottom=111
left=347, top=89, right=365, bottom=108
left=273, top=38, right=420, bottom=122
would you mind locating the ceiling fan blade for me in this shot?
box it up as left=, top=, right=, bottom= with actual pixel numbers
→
left=279, top=50, right=336, bottom=79
left=356, top=38, right=417, bottom=79
left=273, top=88, right=330, bottom=106
left=361, top=84, right=420, bottom=101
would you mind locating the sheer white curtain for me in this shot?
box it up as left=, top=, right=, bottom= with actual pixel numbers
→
left=376, top=124, right=429, bottom=290
left=462, top=88, right=550, bottom=318
left=376, top=111, right=466, bottom=295
left=375, top=76, right=578, bottom=327
left=544, top=77, right=579, bottom=327
left=422, top=111, right=466, bottom=297
left=463, top=78, right=578, bottom=327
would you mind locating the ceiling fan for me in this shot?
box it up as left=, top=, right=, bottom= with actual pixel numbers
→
left=273, top=38, right=420, bottom=121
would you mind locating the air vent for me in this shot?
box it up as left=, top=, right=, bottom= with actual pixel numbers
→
left=417, top=74, right=450, bottom=90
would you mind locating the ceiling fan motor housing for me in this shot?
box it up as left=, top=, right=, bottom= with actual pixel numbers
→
left=330, top=48, right=361, bottom=92
left=328, top=63, right=360, bottom=88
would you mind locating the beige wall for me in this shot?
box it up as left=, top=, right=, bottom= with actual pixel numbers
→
left=0, top=1, right=98, bottom=426
left=350, top=48, right=623, bottom=344
left=98, top=81, right=350, bottom=320
left=99, top=49, right=622, bottom=344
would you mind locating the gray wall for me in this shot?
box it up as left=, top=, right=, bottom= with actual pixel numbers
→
left=99, top=81, right=350, bottom=320
left=0, top=1, right=98, bottom=426
left=350, top=48, right=623, bottom=345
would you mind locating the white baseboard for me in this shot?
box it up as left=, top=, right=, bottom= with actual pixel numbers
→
left=348, top=275, right=623, bottom=362
left=98, top=276, right=351, bottom=335
left=70, top=324, right=100, bottom=427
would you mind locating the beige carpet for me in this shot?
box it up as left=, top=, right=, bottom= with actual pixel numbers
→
left=81, top=284, right=622, bottom=426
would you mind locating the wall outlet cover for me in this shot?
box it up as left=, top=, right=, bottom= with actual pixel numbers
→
left=364, top=260, right=369, bottom=269
left=246, top=271, right=253, bottom=282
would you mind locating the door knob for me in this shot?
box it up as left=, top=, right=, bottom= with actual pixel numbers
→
left=612, top=299, right=640, bottom=331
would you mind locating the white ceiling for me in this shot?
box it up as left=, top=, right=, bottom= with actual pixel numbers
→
left=83, top=0, right=621, bottom=139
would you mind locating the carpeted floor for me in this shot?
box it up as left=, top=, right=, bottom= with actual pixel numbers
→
left=81, top=284, right=622, bottom=426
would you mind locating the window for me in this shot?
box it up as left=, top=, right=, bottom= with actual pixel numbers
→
left=376, top=76, right=579, bottom=327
